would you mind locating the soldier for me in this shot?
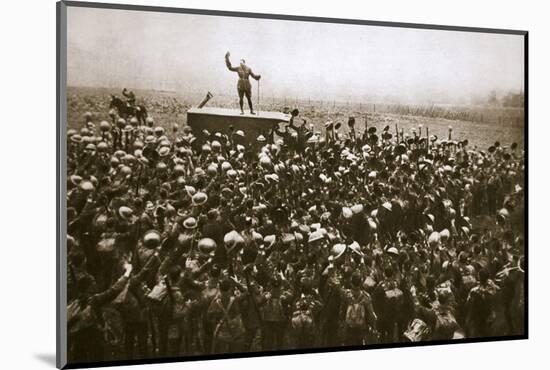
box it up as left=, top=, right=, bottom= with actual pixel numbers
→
left=65, top=91, right=526, bottom=361
left=225, top=51, right=261, bottom=115
left=465, top=268, right=499, bottom=338
left=68, top=263, right=133, bottom=363
left=207, top=278, right=246, bottom=353
left=122, top=88, right=136, bottom=107
left=342, top=273, right=377, bottom=346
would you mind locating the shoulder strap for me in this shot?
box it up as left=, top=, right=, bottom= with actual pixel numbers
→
left=219, top=296, right=236, bottom=324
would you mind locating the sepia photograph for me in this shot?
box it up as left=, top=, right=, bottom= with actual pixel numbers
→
left=58, top=1, right=526, bottom=368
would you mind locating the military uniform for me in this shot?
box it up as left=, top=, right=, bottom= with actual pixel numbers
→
left=225, top=53, right=260, bottom=113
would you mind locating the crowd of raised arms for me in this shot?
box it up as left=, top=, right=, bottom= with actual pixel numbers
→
left=66, top=100, right=524, bottom=364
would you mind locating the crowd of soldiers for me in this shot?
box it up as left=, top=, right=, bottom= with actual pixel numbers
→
left=66, top=101, right=525, bottom=364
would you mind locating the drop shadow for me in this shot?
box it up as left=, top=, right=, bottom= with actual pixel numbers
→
left=34, top=353, right=57, bottom=367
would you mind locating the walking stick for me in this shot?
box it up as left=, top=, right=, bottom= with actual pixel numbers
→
left=257, top=79, right=260, bottom=113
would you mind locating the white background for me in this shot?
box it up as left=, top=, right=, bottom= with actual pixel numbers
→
left=0, top=0, right=545, bottom=368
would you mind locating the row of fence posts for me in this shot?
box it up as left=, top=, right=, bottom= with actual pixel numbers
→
left=213, top=93, right=523, bottom=125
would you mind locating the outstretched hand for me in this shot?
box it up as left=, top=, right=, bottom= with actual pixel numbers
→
left=225, top=51, right=230, bottom=58
left=123, top=262, right=133, bottom=277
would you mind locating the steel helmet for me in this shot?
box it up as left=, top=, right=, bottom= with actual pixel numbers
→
left=224, top=230, right=245, bottom=248
left=114, top=150, right=126, bottom=158
left=97, top=141, right=109, bottom=152
left=211, top=140, right=222, bottom=151
left=79, top=180, right=94, bottom=192
left=198, top=238, right=217, bottom=254
left=192, top=192, right=208, bottom=206
left=85, top=143, right=96, bottom=152
left=118, top=206, right=134, bottom=220
left=158, top=146, right=171, bottom=157
left=226, top=168, right=238, bottom=179
left=342, top=207, right=353, bottom=219
left=428, top=231, right=441, bottom=246
left=259, top=155, right=272, bottom=167
left=207, top=163, right=218, bottom=176
left=351, top=204, right=364, bottom=214
left=221, top=161, right=232, bottom=172
left=386, top=246, right=399, bottom=256
left=120, top=166, right=132, bottom=176
left=143, top=230, right=161, bottom=248
left=99, top=121, right=111, bottom=131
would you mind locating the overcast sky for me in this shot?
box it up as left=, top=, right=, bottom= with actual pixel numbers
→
left=67, top=6, right=524, bottom=104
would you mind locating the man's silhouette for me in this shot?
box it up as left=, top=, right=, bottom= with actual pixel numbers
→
left=225, top=51, right=261, bottom=115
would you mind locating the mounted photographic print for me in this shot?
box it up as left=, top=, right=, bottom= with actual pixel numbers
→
left=57, top=1, right=528, bottom=368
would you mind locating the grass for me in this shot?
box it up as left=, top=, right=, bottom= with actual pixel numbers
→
left=67, top=86, right=525, bottom=151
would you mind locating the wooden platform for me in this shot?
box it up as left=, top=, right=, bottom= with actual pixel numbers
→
left=187, top=107, right=290, bottom=141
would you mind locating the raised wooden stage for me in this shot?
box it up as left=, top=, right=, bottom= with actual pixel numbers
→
left=187, top=107, right=290, bottom=141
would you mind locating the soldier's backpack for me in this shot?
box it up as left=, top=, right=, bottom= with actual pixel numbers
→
left=345, top=293, right=367, bottom=328
left=147, top=280, right=168, bottom=302
left=385, top=287, right=404, bottom=303
left=470, top=284, right=496, bottom=323
left=147, top=279, right=173, bottom=319
left=291, top=297, right=314, bottom=330
left=171, top=289, right=190, bottom=320
left=404, top=318, right=431, bottom=342
left=67, top=299, right=95, bottom=335
left=461, top=274, right=477, bottom=291
left=263, top=295, right=286, bottom=323
left=214, top=297, right=245, bottom=342
left=434, top=309, right=458, bottom=340
left=383, top=281, right=404, bottom=310
left=291, top=310, right=314, bottom=330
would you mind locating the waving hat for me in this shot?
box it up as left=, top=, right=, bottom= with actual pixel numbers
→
left=183, top=217, right=197, bottom=229
left=308, top=230, right=324, bottom=244
left=96, top=238, right=116, bottom=253
left=331, top=243, right=346, bottom=259
left=224, top=230, right=245, bottom=248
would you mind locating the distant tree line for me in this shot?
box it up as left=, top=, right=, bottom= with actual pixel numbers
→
left=487, top=90, right=524, bottom=108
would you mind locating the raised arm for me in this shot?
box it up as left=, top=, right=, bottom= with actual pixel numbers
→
left=225, top=52, right=239, bottom=72
left=90, top=263, right=133, bottom=307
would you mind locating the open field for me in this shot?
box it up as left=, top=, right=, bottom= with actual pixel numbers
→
left=67, top=86, right=525, bottom=150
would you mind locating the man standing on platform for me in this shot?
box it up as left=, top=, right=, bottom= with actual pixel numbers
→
left=225, top=51, right=261, bottom=115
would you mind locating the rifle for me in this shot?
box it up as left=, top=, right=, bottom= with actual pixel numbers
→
left=243, top=266, right=264, bottom=328
left=395, top=124, right=399, bottom=144
left=427, top=127, right=430, bottom=150
left=135, top=163, right=144, bottom=196
left=69, top=263, right=78, bottom=297
left=164, top=275, right=176, bottom=321
left=133, top=222, right=142, bottom=271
